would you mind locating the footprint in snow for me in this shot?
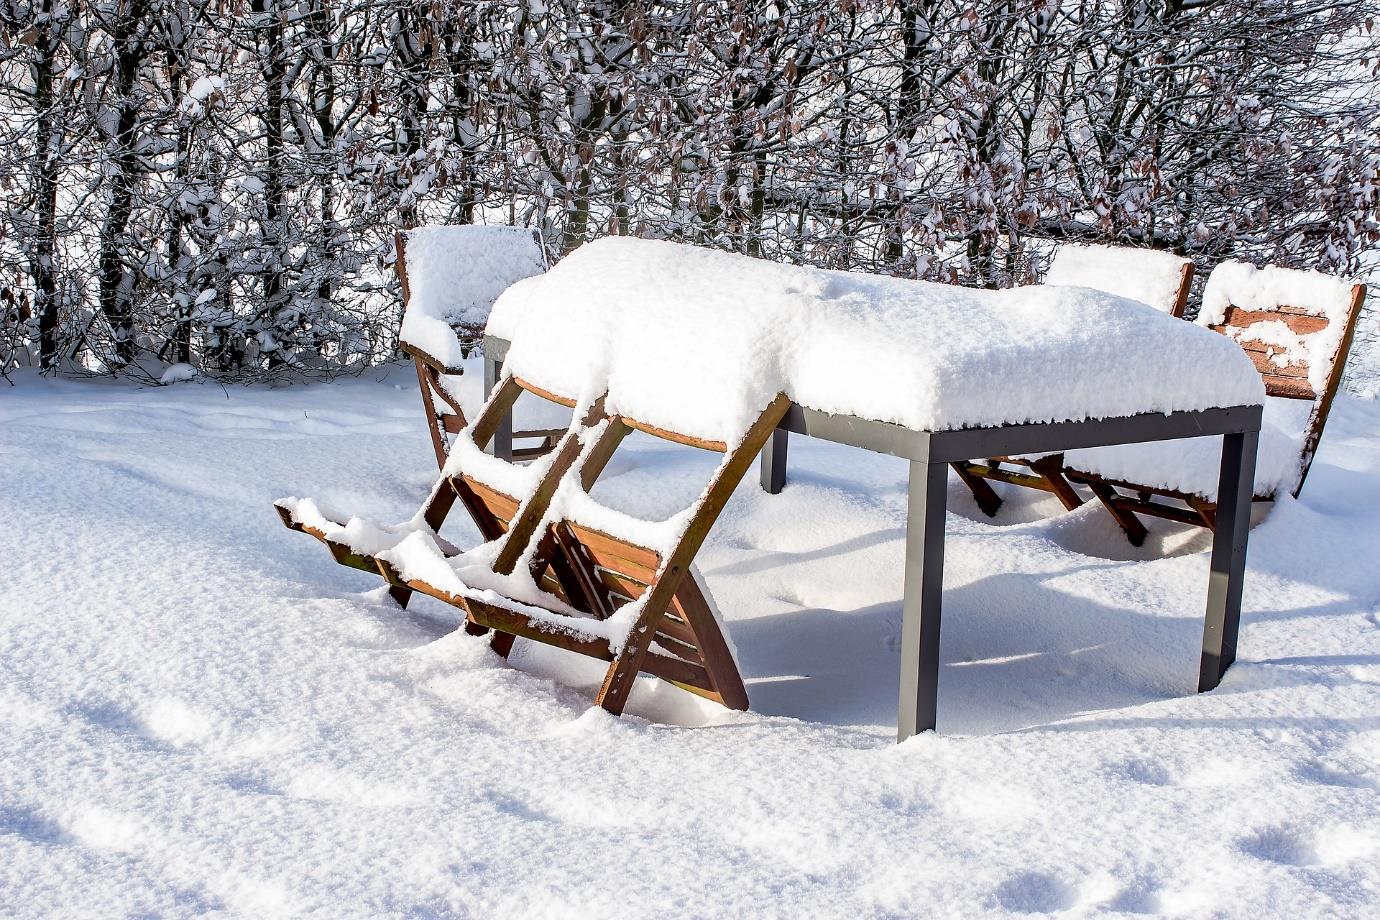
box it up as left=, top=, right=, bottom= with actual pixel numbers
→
left=1349, top=663, right=1380, bottom=684
left=1293, top=757, right=1378, bottom=790
left=992, top=871, right=1078, bottom=914
left=63, top=805, right=148, bottom=853
left=1110, top=757, right=1178, bottom=786
left=0, top=804, right=70, bottom=846
left=139, top=697, right=219, bottom=750
left=281, top=764, right=421, bottom=808
left=1105, top=878, right=1163, bottom=915
left=1237, top=824, right=1376, bottom=868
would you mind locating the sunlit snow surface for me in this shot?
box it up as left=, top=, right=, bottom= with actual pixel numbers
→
left=2, top=362, right=1379, bottom=918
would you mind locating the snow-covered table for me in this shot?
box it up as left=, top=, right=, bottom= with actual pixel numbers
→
left=483, top=334, right=1261, bottom=739
left=477, top=238, right=1264, bottom=739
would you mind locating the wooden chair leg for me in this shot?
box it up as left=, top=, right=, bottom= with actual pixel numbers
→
left=1083, top=479, right=1149, bottom=546
left=490, top=631, right=517, bottom=658
left=1029, top=455, right=1084, bottom=511
left=1186, top=496, right=1217, bottom=530
left=672, top=584, right=748, bottom=710
left=595, top=606, right=663, bottom=714
left=415, top=359, right=450, bottom=470
left=951, top=461, right=1002, bottom=517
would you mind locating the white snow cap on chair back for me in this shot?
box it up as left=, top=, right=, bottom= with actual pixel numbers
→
left=400, top=224, right=547, bottom=369
left=1198, top=260, right=1360, bottom=400
left=1044, top=243, right=1191, bottom=314
left=487, top=237, right=1264, bottom=446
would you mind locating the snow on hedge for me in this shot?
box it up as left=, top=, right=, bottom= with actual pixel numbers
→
left=1198, top=260, right=1359, bottom=397
left=399, top=225, right=547, bottom=370
left=1043, top=243, right=1191, bottom=314
left=489, top=237, right=1263, bottom=444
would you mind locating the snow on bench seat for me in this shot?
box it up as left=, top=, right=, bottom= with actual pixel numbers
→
left=399, top=225, right=546, bottom=370
left=487, top=237, right=1264, bottom=445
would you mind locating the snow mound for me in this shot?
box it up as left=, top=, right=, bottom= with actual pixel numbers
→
left=1198, top=261, right=1359, bottom=396
left=1043, top=243, right=1191, bottom=314
left=400, top=225, right=547, bottom=369
left=489, top=237, right=1264, bottom=444
left=159, top=363, right=198, bottom=385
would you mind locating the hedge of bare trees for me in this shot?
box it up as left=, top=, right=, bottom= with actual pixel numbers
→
left=1, top=0, right=1377, bottom=382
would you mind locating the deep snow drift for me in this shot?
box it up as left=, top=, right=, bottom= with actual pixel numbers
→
left=2, top=365, right=1379, bottom=918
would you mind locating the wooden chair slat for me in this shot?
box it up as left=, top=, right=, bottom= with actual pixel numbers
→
left=592, top=566, right=650, bottom=603
left=562, top=522, right=663, bottom=578
left=1260, top=374, right=1316, bottom=401
left=653, top=610, right=699, bottom=647
left=512, top=376, right=578, bottom=409
left=460, top=476, right=520, bottom=523
left=1214, top=306, right=1329, bottom=335
left=618, top=418, right=728, bottom=452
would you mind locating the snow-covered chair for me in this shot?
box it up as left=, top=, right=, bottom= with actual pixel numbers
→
left=951, top=243, right=1197, bottom=517
left=394, top=225, right=558, bottom=467
left=1062, top=262, right=1366, bottom=543
left=1043, top=242, right=1195, bottom=316
left=276, top=371, right=784, bottom=714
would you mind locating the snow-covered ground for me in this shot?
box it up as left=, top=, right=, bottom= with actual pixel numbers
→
left=3, top=363, right=1379, bottom=919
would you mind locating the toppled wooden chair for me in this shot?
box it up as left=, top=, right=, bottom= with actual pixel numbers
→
left=953, top=243, right=1196, bottom=516
left=1062, top=261, right=1365, bottom=544
left=394, top=225, right=561, bottom=468
left=277, top=372, right=790, bottom=714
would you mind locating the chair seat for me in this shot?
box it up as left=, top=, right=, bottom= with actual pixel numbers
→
left=1064, top=415, right=1302, bottom=501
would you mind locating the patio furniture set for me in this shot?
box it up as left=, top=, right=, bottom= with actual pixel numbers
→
left=277, top=228, right=1364, bottom=740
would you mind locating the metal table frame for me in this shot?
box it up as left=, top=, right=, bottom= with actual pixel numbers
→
left=484, top=335, right=1261, bottom=741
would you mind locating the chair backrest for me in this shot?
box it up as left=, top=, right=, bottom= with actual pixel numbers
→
left=1044, top=243, right=1194, bottom=317
left=1199, top=260, right=1366, bottom=495
left=395, top=225, right=547, bottom=372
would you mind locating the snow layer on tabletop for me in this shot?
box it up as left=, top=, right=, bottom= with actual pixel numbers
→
left=1064, top=397, right=1313, bottom=500
left=1043, top=242, right=1191, bottom=313
left=1199, top=260, right=1359, bottom=395
left=488, top=237, right=1263, bottom=445
left=399, top=224, right=547, bottom=369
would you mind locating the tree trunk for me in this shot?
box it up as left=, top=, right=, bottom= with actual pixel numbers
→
left=98, top=0, right=153, bottom=367
left=30, top=1, right=62, bottom=369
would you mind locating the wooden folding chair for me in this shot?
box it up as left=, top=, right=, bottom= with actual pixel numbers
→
left=952, top=243, right=1196, bottom=517
left=394, top=227, right=562, bottom=469
left=278, top=373, right=789, bottom=714
left=1063, top=264, right=1366, bottom=544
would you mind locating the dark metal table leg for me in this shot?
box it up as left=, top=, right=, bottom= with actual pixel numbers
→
left=898, top=458, right=948, bottom=741
left=483, top=352, right=513, bottom=461
left=760, top=429, right=789, bottom=493
left=1199, top=429, right=1258, bottom=691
